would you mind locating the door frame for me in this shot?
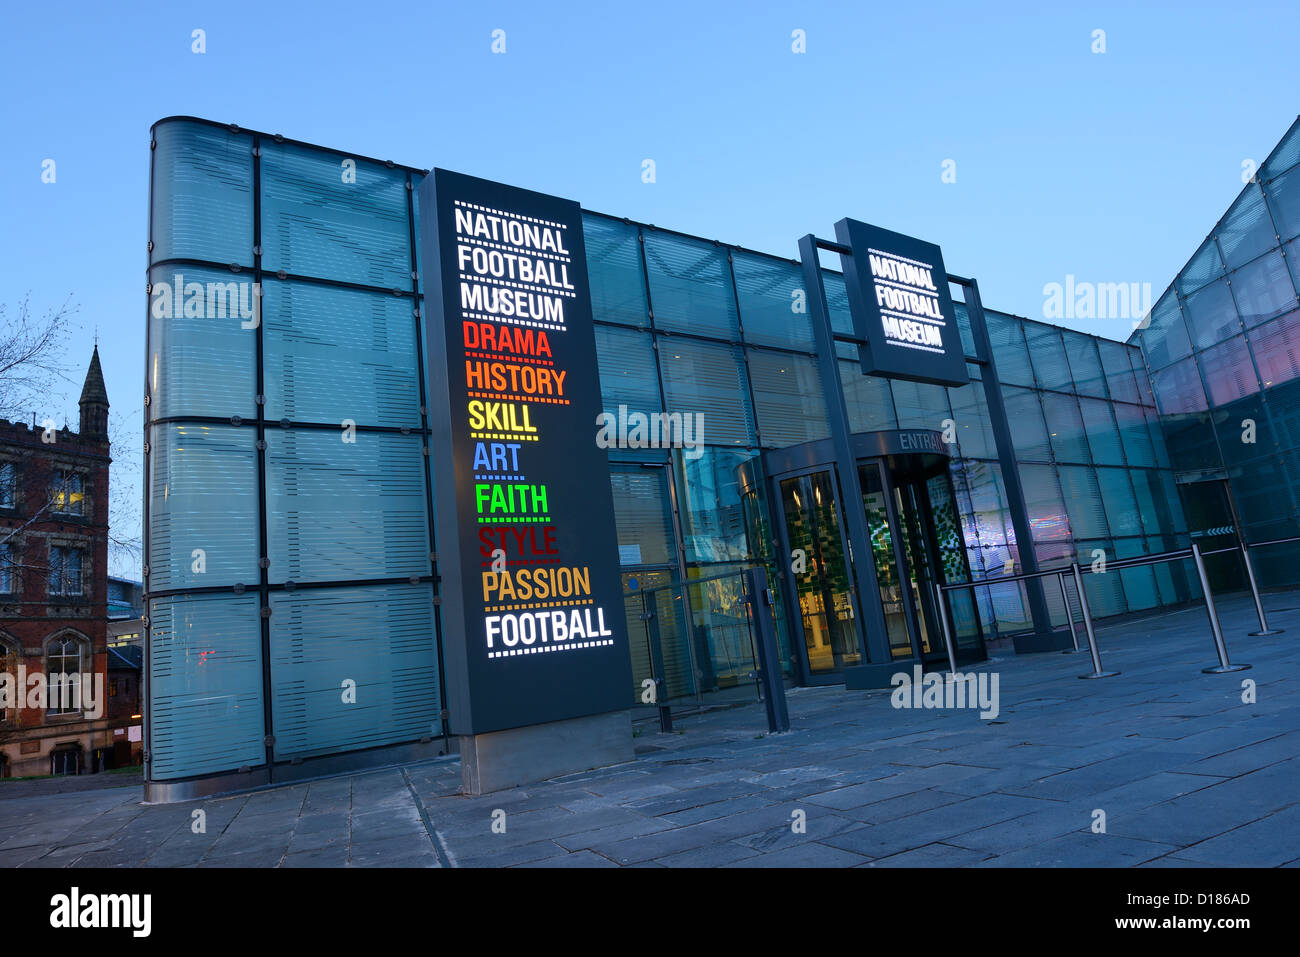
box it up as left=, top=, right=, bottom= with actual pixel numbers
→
left=741, top=429, right=988, bottom=686
left=861, top=459, right=930, bottom=663
left=610, top=460, right=702, bottom=705
left=768, top=464, right=867, bottom=686
left=889, top=471, right=943, bottom=661
left=1177, top=476, right=1246, bottom=591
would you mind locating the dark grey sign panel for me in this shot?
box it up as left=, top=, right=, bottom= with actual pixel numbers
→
left=418, top=169, right=631, bottom=735
left=834, top=218, right=969, bottom=387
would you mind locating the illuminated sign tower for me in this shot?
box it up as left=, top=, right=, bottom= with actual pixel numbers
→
left=418, top=170, right=633, bottom=793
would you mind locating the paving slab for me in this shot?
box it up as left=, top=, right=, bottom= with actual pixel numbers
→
left=3, top=591, right=1299, bottom=867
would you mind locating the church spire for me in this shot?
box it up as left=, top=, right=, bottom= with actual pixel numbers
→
left=78, top=345, right=109, bottom=439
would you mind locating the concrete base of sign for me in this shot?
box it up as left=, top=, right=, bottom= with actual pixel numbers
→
left=1013, top=630, right=1074, bottom=654
left=844, top=662, right=913, bottom=690
left=459, top=709, right=635, bottom=795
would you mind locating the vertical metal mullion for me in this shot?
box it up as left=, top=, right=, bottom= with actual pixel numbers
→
left=726, top=248, right=765, bottom=451
left=879, top=462, right=923, bottom=659
left=635, top=227, right=699, bottom=702
left=1216, top=209, right=1300, bottom=529
left=252, top=135, right=275, bottom=774
left=406, top=174, right=449, bottom=741
left=1130, top=341, right=1190, bottom=580
left=962, top=277, right=1055, bottom=641
left=1036, top=328, right=1079, bottom=615
left=1091, top=335, right=1164, bottom=609
left=1174, top=280, right=1251, bottom=561
left=660, top=463, right=702, bottom=705
left=635, top=227, right=671, bottom=429
left=766, top=470, right=809, bottom=685
left=1084, top=350, right=1148, bottom=614
left=1250, top=176, right=1300, bottom=529
left=799, top=236, right=892, bottom=669
left=141, top=132, right=157, bottom=784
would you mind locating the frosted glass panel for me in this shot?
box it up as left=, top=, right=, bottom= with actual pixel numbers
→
left=584, top=214, right=648, bottom=328
left=659, top=339, right=755, bottom=446
left=734, top=253, right=814, bottom=349
left=148, top=265, right=257, bottom=420
left=986, top=312, right=1034, bottom=386
left=151, top=120, right=253, bottom=266
left=841, top=363, right=897, bottom=433
left=148, top=593, right=265, bottom=780
left=269, top=583, right=440, bottom=760
left=266, top=430, right=430, bottom=584
left=262, top=279, right=421, bottom=427
left=148, top=424, right=259, bottom=591
left=747, top=350, right=829, bottom=446
left=595, top=325, right=661, bottom=415
left=261, top=141, right=411, bottom=288
left=1078, top=397, right=1125, bottom=466
left=1058, top=466, right=1108, bottom=539
left=643, top=232, right=739, bottom=338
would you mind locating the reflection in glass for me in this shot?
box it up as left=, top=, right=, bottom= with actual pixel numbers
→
left=779, top=473, right=860, bottom=673
left=859, top=466, right=912, bottom=659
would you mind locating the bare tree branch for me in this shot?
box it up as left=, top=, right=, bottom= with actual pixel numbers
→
left=0, top=295, right=80, bottom=420
left=107, top=409, right=142, bottom=578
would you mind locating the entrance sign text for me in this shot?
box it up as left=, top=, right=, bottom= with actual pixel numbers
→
left=835, top=218, right=969, bottom=387
left=419, top=170, right=630, bottom=734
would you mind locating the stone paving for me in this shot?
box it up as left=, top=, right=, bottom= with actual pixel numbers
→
left=3, top=590, right=1299, bottom=868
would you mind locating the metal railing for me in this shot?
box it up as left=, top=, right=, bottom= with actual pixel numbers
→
left=629, top=566, right=788, bottom=734
left=1199, top=535, right=1295, bottom=637
left=936, top=539, right=1260, bottom=679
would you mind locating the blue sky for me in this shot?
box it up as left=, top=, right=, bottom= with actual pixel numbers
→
left=2, top=0, right=1297, bottom=576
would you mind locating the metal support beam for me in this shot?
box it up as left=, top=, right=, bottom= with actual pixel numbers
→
left=746, top=566, right=790, bottom=733
left=798, top=234, right=904, bottom=688
left=961, top=278, right=1062, bottom=651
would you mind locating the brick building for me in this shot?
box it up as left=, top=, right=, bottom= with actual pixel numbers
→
left=0, top=348, right=113, bottom=777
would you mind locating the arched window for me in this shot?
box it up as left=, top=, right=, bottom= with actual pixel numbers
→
left=45, top=633, right=86, bottom=716
left=0, top=636, right=18, bottom=722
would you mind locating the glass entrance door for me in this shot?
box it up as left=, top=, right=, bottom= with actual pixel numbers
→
left=778, top=471, right=862, bottom=679
left=861, top=460, right=984, bottom=664
left=859, top=464, right=916, bottom=659
left=895, top=478, right=943, bottom=659
left=768, top=452, right=986, bottom=684
left=1178, top=479, right=1246, bottom=591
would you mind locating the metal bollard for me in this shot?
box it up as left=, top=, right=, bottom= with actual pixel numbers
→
left=745, top=567, right=790, bottom=734
left=1072, top=562, right=1119, bottom=679
left=640, top=605, right=673, bottom=732
left=1192, top=543, right=1251, bottom=674
left=932, top=580, right=959, bottom=677
left=1057, top=571, right=1081, bottom=654
left=1240, top=544, right=1283, bottom=636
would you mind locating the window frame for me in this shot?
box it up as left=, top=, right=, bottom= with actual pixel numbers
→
left=0, top=635, right=19, bottom=723
left=0, top=541, right=13, bottom=595
left=45, top=632, right=87, bottom=717
left=49, top=468, right=86, bottom=517
left=0, top=461, right=16, bottom=510
left=48, top=545, right=85, bottom=597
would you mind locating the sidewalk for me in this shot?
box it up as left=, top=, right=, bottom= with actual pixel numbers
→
left=3, top=590, right=1298, bottom=867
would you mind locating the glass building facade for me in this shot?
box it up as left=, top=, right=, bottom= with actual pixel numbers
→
left=1130, top=116, right=1300, bottom=589
left=146, top=116, right=1213, bottom=793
